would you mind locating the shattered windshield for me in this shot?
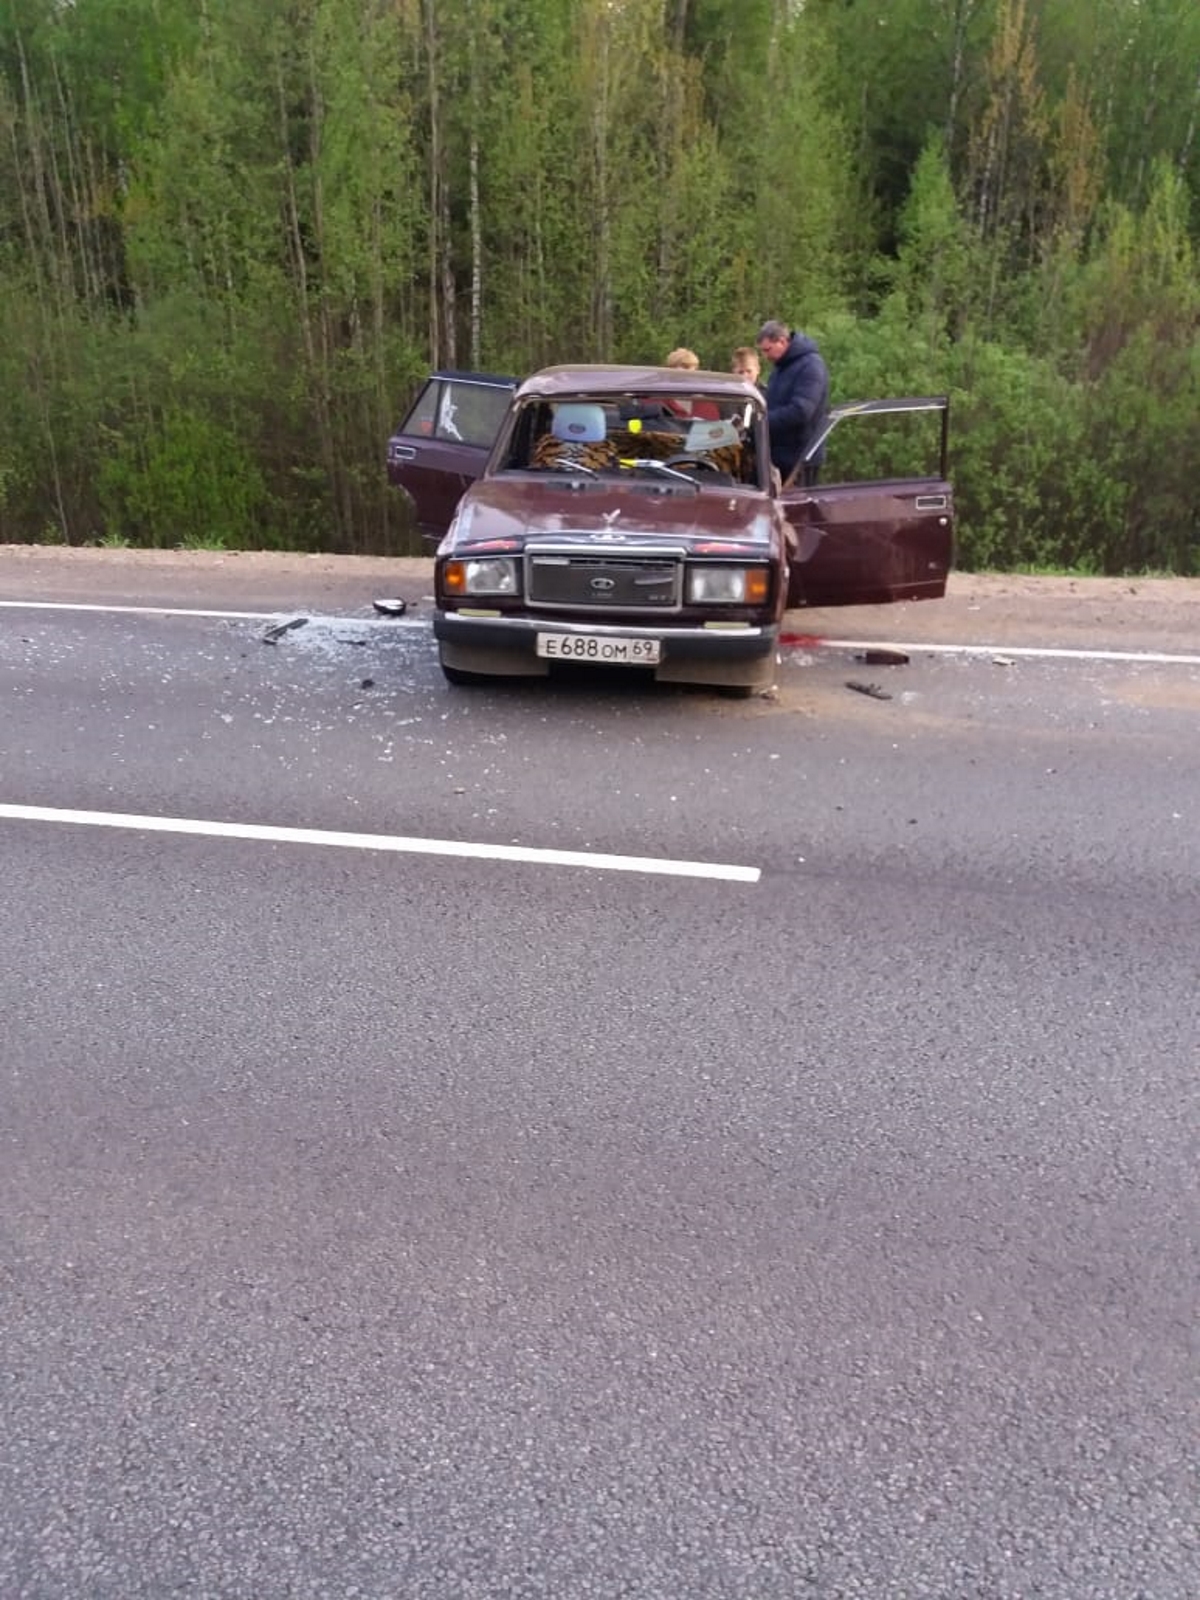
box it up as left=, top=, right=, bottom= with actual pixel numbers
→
left=499, top=393, right=765, bottom=488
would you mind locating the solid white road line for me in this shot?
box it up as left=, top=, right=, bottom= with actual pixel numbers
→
left=0, top=599, right=426, bottom=626
left=797, top=638, right=1200, bottom=667
left=0, top=599, right=280, bottom=620
left=2, top=598, right=1196, bottom=666
left=0, top=803, right=760, bottom=884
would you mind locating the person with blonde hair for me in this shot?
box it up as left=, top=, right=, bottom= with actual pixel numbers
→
left=662, top=347, right=718, bottom=419
left=730, top=346, right=761, bottom=386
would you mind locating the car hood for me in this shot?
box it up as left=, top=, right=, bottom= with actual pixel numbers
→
left=447, top=476, right=776, bottom=550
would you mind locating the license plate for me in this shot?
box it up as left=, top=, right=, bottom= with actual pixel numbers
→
left=536, top=632, right=661, bottom=666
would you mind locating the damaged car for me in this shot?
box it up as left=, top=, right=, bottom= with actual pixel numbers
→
left=387, top=364, right=954, bottom=693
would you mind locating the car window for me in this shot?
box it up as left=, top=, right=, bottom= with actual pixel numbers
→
left=401, top=382, right=439, bottom=438
left=813, top=407, right=947, bottom=483
left=399, top=379, right=511, bottom=447
left=438, top=381, right=511, bottom=446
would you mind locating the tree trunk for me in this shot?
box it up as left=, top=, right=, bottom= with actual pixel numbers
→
left=423, top=0, right=456, bottom=365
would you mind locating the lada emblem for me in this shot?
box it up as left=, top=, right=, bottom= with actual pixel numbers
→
left=590, top=577, right=616, bottom=591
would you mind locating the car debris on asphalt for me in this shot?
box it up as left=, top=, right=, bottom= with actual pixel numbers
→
left=845, top=679, right=892, bottom=700
left=372, top=597, right=409, bottom=617
left=261, top=616, right=309, bottom=644
left=857, top=648, right=910, bottom=666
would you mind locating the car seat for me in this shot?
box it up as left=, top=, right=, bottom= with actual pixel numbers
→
left=552, top=403, right=607, bottom=445
left=532, top=403, right=617, bottom=471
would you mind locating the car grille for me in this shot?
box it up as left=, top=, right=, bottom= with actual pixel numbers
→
left=526, top=550, right=682, bottom=612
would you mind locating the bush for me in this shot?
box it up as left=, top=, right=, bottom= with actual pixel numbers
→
left=98, top=408, right=268, bottom=549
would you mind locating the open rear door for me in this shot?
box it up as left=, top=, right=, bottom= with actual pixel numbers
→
left=781, top=397, right=954, bottom=608
left=387, top=372, right=516, bottom=546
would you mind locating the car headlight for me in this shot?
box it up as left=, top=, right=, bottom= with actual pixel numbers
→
left=444, top=556, right=519, bottom=596
left=686, top=565, right=769, bottom=605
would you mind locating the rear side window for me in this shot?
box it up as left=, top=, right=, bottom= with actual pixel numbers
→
left=399, top=380, right=511, bottom=447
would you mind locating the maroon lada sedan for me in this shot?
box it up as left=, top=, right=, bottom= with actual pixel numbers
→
left=387, top=364, right=954, bottom=693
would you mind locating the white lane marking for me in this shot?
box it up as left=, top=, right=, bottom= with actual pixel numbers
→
left=0, top=599, right=426, bottom=626
left=795, top=638, right=1200, bottom=667
left=0, top=803, right=760, bottom=884
left=2, top=598, right=1195, bottom=666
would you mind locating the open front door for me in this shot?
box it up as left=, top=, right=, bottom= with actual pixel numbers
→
left=781, top=397, right=955, bottom=608
left=387, top=372, right=516, bottom=547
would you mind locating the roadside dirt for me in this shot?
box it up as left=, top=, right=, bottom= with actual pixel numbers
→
left=2, top=545, right=1198, bottom=655
left=795, top=571, right=1200, bottom=654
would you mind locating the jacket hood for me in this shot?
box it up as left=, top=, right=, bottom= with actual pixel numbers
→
left=778, top=332, right=820, bottom=365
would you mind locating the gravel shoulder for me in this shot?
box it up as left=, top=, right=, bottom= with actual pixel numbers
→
left=2, top=544, right=1198, bottom=655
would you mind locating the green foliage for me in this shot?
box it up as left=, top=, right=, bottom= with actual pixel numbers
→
left=0, top=0, right=1195, bottom=569
left=806, top=0, right=1000, bottom=239
left=944, top=338, right=1117, bottom=571
left=1039, top=0, right=1200, bottom=216
left=743, top=11, right=858, bottom=319
left=1081, top=329, right=1200, bottom=574
left=887, top=134, right=986, bottom=339
left=98, top=409, right=268, bottom=550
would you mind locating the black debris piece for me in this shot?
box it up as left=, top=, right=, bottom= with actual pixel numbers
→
left=373, top=598, right=409, bottom=617
left=360, top=678, right=375, bottom=689
left=262, top=616, right=309, bottom=644
left=845, top=679, right=892, bottom=701
left=858, top=647, right=910, bottom=666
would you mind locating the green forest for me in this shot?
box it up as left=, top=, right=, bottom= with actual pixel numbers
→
left=1, top=0, right=1197, bottom=571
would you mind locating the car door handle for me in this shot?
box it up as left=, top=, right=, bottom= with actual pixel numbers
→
left=915, top=495, right=947, bottom=510
left=391, top=444, right=417, bottom=460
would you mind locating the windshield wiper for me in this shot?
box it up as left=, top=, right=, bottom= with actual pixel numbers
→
left=621, top=458, right=701, bottom=492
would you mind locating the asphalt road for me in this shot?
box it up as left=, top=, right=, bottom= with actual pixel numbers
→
left=2, top=557, right=1198, bottom=1598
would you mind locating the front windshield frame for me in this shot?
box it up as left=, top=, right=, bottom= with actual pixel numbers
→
left=492, top=391, right=769, bottom=491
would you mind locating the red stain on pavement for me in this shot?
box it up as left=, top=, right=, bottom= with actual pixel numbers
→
left=779, top=632, right=825, bottom=649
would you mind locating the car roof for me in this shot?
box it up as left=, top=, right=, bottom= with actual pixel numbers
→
left=514, top=364, right=763, bottom=400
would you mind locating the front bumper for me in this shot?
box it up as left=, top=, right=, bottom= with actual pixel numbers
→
left=434, top=610, right=779, bottom=687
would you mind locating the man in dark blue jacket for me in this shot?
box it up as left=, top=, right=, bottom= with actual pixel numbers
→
left=756, top=319, right=830, bottom=485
